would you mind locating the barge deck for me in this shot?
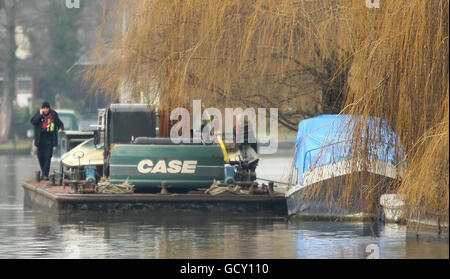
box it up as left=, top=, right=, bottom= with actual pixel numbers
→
left=23, top=180, right=287, bottom=216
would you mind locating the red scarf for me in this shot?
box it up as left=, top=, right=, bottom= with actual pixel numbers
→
left=41, top=113, right=54, bottom=132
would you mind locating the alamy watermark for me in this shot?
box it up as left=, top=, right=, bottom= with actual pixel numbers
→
left=365, top=244, right=380, bottom=259
left=365, top=0, right=380, bottom=9
left=66, top=0, right=80, bottom=9
left=65, top=243, right=80, bottom=258
left=169, top=100, right=278, bottom=154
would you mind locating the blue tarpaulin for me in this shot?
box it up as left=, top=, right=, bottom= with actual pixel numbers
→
left=294, top=114, right=401, bottom=185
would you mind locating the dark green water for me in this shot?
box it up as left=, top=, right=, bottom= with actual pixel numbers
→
left=0, top=155, right=448, bottom=259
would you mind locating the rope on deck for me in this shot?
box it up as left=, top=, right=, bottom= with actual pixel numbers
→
left=205, top=180, right=248, bottom=195
left=95, top=177, right=135, bottom=194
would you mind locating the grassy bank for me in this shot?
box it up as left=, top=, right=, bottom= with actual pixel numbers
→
left=0, top=140, right=32, bottom=155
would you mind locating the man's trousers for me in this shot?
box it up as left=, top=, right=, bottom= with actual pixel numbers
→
left=37, top=142, right=54, bottom=177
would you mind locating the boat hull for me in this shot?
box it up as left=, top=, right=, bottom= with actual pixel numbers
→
left=286, top=171, right=398, bottom=219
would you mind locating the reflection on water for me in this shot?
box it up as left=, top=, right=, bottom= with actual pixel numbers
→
left=0, top=155, right=448, bottom=259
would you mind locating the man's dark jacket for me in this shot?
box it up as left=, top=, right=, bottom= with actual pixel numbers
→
left=30, top=109, right=64, bottom=147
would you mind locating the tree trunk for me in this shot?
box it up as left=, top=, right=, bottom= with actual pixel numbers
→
left=0, top=94, right=13, bottom=143
left=0, top=0, right=17, bottom=143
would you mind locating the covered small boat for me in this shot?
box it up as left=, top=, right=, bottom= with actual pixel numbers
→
left=285, top=114, right=404, bottom=218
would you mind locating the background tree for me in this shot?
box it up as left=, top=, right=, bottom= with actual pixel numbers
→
left=0, top=0, right=19, bottom=143
left=37, top=0, right=83, bottom=104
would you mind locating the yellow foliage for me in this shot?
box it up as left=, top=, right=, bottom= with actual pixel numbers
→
left=87, top=0, right=449, bottom=222
left=339, top=0, right=449, bottom=222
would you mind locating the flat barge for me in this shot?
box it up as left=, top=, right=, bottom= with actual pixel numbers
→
left=25, top=104, right=288, bottom=216
left=23, top=180, right=287, bottom=216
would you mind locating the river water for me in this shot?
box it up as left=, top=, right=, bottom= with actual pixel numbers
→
left=0, top=154, right=448, bottom=259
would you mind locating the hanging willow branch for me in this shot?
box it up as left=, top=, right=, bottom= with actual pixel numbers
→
left=86, top=0, right=448, bottom=223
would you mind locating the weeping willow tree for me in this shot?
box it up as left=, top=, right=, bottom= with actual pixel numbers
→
left=86, top=0, right=349, bottom=130
left=87, top=0, right=448, bottom=223
left=332, top=0, right=449, bottom=222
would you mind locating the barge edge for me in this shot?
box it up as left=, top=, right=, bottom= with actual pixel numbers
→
left=23, top=181, right=288, bottom=216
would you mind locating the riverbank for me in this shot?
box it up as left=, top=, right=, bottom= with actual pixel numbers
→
left=0, top=140, right=31, bottom=155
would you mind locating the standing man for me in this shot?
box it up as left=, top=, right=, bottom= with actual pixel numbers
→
left=30, top=101, right=64, bottom=180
